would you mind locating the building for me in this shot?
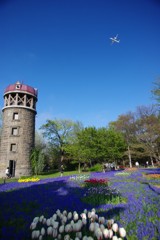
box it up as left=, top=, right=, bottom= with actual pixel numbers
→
left=0, top=81, right=38, bottom=178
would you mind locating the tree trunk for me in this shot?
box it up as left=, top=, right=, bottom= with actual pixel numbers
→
left=78, top=161, right=81, bottom=173
left=128, top=145, right=132, bottom=168
left=150, top=155, right=154, bottom=167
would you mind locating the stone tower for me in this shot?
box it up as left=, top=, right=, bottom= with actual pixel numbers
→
left=0, top=81, right=38, bottom=178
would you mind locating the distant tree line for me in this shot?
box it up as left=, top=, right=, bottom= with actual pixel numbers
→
left=30, top=79, right=160, bottom=174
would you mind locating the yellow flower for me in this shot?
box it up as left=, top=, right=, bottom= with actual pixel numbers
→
left=18, top=177, right=40, bottom=183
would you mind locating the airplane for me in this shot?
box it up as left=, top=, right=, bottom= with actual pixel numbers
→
left=110, top=34, right=120, bottom=44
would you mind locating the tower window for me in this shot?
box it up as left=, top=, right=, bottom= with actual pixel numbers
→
left=16, top=84, right=21, bottom=89
left=10, top=144, right=17, bottom=152
left=13, top=113, right=19, bottom=120
left=12, top=128, right=18, bottom=136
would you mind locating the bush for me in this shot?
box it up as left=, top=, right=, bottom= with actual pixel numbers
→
left=89, top=163, right=102, bottom=172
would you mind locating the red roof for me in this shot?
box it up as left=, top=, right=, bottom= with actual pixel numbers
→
left=4, top=82, right=38, bottom=97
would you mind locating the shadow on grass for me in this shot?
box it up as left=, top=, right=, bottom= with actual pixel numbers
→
left=0, top=178, right=88, bottom=240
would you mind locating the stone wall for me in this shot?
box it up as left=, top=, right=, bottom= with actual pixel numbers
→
left=0, top=107, right=35, bottom=178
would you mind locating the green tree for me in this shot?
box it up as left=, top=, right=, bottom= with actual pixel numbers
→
left=76, top=127, right=98, bottom=167
left=110, top=112, right=136, bottom=167
left=40, top=119, right=79, bottom=171
left=135, top=105, right=160, bottom=166
left=151, top=78, right=160, bottom=104
left=30, top=148, right=45, bottom=175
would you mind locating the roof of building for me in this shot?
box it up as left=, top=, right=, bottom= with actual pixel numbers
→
left=4, top=81, right=38, bottom=97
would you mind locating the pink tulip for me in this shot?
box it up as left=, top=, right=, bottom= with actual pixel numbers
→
left=81, top=213, right=87, bottom=219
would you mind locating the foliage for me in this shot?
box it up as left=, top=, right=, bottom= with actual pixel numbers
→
left=40, top=119, right=82, bottom=170
left=89, top=163, right=102, bottom=172
left=151, top=78, right=160, bottom=103
left=30, top=148, right=45, bottom=175
left=110, top=113, right=136, bottom=168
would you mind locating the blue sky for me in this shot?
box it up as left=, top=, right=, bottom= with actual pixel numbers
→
left=0, top=0, right=160, bottom=129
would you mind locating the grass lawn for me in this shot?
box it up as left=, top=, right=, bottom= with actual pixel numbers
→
left=0, top=168, right=160, bottom=240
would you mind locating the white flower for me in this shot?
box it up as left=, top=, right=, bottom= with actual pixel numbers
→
left=64, top=234, right=70, bottom=240
left=88, top=237, right=94, bottom=240
left=46, top=218, right=51, bottom=226
left=91, top=208, right=96, bottom=213
left=82, top=236, right=88, bottom=240
left=53, top=221, right=59, bottom=229
left=78, top=220, right=83, bottom=229
left=70, top=220, right=74, bottom=226
left=30, top=222, right=37, bottom=230
left=67, top=212, right=72, bottom=220
left=103, top=228, right=109, bottom=238
left=35, top=230, right=40, bottom=238
left=84, top=209, right=88, bottom=214
left=119, top=228, right=126, bottom=238
left=58, top=234, right=62, bottom=239
left=95, top=227, right=103, bottom=239
left=107, top=219, right=114, bottom=229
left=56, top=209, right=61, bottom=216
left=63, top=210, right=67, bottom=216
left=47, top=226, right=53, bottom=235
left=89, top=222, right=95, bottom=232
left=62, top=215, right=67, bottom=224
left=52, top=228, right=58, bottom=238
left=82, top=218, right=87, bottom=225
left=42, top=218, right=46, bottom=224
left=76, top=221, right=82, bottom=232
left=100, top=224, right=105, bottom=232
left=53, top=214, right=57, bottom=220
left=31, top=230, right=37, bottom=239
left=75, top=238, right=80, bottom=240
left=41, top=227, right=45, bottom=236
left=81, top=213, right=87, bottom=219
left=33, top=217, right=39, bottom=223
left=65, top=224, right=72, bottom=233
left=39, top=215, right=44, bottom=222
left=76, top=231, right=82, bottom=238
left=74, top=213, right=79, bottom=221
left=88, top=211, right=91, bottom=218
left=99, top=217, right=105, bottom=224
left=112, top=236, right=118, bottom=240
left=59, top=225, right=64, bottom=233
left=39, top=235, right=43, bottom=240
left=112, top=223, right=119, bottom=233
left=108, top=229, right=113, bottom=239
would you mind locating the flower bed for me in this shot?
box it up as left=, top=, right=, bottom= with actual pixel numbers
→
left=0, top=169, right=160, bottom=239
left=18, top=177, right=40, bottom=183
left=30, top=208, right=126, bottom=239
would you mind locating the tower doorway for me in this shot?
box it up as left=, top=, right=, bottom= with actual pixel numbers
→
left=9, top=160, right=16, bottom=177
